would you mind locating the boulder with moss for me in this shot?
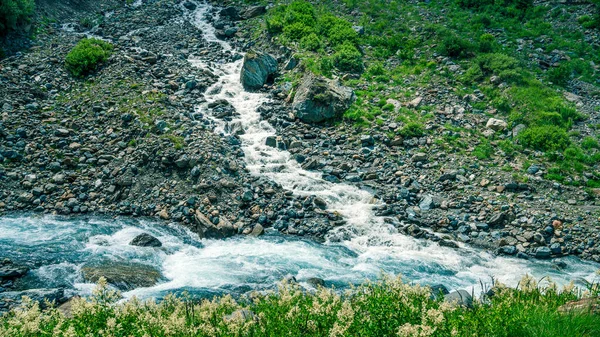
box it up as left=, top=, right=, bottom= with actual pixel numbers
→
left=240, top=51, right=277, bottom=90
left=292, top=74, right=355, bottom=123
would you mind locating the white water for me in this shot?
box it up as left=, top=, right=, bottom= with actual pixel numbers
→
left=1, top=1, right=598, bottom=302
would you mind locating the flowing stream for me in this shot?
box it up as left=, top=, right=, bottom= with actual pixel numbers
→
left=1, top=1, right=599, bottom=302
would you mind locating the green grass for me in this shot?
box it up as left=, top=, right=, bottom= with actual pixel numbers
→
left=1, top=275, right=598, bottom=336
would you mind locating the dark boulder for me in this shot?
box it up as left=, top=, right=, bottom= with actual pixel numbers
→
left=240, top=51, right=278, bottom=90
left=129, top=233, right=162, bottom=248
left=292, top=74, right=355, bottom=123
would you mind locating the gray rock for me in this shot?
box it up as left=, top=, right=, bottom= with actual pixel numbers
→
left=240, top=51, right=277, bottom=90
left=0, top=288, right=67, bottom=307
left=81, top=262, right=162, bottom=290
left=527, top=165, right=540, bottom=174
left=130, top=233, right=162, bottom=247
left=411, top=152, right=427, bottom=162
left=444, top=290, right=473, bottom=308
left=292, top=74, right=355, bottom=123
left=535, top=247, right=552, bottom=259
left=183, top=1, right=196, bottom=10
left=241, top=6, right=266, bottom=19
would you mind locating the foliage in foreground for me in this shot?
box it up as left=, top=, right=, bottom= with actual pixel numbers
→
left=1, top=275, right=599, bottom=337
left=65, top=38, right=114, bottom=78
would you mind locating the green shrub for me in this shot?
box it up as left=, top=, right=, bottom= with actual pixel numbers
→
left=65, top=38, right=113, bottom=77
left=438, top=32, right=475, bottom=58
left=478, top=33, right=497, bottom=53
left=473, top=140, right=494, bottom=159
left=332, top=42, right=363, bottom=72
left=518, top=125, right=571, bottom=151
left=477, top=53, right=522, bottom=82
left=300, top=32, right=321, bottom=51
left=547, top=63, right=572, bottom=86
left=0, top=0, right=34, bottom=35
left=582, top=136, right=600, bottom=149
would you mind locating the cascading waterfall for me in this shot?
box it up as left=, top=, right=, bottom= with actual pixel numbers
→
left=0, top=1, right=598, bottom=303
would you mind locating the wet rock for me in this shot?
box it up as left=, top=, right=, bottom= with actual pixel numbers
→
left=0, top=288, right=68, bottom=308
left=306, top=277, right=325, bottom=288
left=240, top=51, right=277, bottom=90
left=183, top=1, right=196, bottom=10
left=430, top=284, right=450, bottom=298
left=0, top=260, right=28, bottom=280
left=81, top=262, right=162, bottom=290
left=535, top=247, right=552, bottom=259
left=292, top=74, right=355, bottom=123
left=130, top=233, right=162, bottom=248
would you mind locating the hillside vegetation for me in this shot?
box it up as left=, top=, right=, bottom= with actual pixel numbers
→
left=242, top=0, right=600, bottom=188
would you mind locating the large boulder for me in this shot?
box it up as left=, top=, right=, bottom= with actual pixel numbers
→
left=241, top=6, right=266, bottom=19
left=129, top=233, right=162, bottom=248
left=240, top=51, right=277, bottom=90
left=292, top=74, right=355, bottom=123
left=81, top=262, right=162, bottom=290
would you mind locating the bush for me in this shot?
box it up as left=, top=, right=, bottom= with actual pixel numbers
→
left=478, top=33, right=497, bottom=53
left=65, top=38, right=113, bottom=77
left=0, top=0, right=34, bottom=35
left=476, top=53, right=522, bottom=82
left=300, top=32, right=321, bottom=51
left=518, top=125, right=571, bottom=151
left=438, top=32, right=475, bottom=58
left=547, top=63, right=572, bottom=87
left=332, top=42, right=363, bottom=72
left=582, top=136, right=600, bottom=149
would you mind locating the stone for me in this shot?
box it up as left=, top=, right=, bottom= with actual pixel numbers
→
left=183, top=1, right=196, bottom=10
left=241, top=6, right=266, bottom=19
left=411, top=152, right=427, bottom=162
left=306, top=277, right=325, bottom=288
left=81, top=262, right=162, bottom=290
left=486, top=118, right=507, bottom=131
left=292, top=74, right=355, bottom=123
left=250, top=224, right=264, bottom=237
left=439, top=239, right=459, bottom=248
left=130, top=233, right=162, bottom=247
left=220, top=6, right=239, bottom=20
left=535, top=247, right=552, bottom=259
left=444, top=290, right=473, bottom=308
left=527, top=165, right=540, bottom=174
left=240, top=51, right=277, bottom=90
